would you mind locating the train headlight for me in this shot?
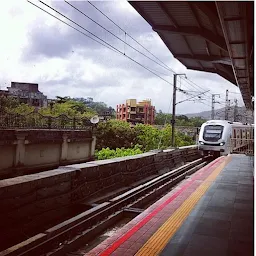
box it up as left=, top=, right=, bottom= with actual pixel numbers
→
left=199, top=141, right=204, bottom=145
left=220, top=142, right=225, bottom=146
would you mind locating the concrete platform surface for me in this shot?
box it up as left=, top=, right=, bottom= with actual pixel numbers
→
left=85, top=154, right=254, bottom=256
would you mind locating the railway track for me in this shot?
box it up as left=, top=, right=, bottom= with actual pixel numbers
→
left=1, top=156, right=211, bottom=256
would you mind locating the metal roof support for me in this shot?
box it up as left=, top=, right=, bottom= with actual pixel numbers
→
left=187, top=2, right=202, bottom=28
left=153, top=25, right=227, bottom=51
left=183, top=37, right=204, bottom=69
left=193, top=2, right=219, bottom=25
left=157, top=2, right=178, bottom=28
left=215, top=4, right=242, bottom=97
left=242, top=3, right=252, bottom=102
left=215, top=63, right=236, bottom=81
left=189, top=66, right=236, bottom=85
left=174, top=54, right=231, bottom=64
left=216, top=2, right=252, bottom=109
left=156, top=3, right=204, bottom=69
left=229, top=41, right=246, bottom=45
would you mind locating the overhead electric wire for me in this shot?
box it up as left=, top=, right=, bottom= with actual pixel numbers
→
left=86, top=0, right=211, bottom=95
left=27, top=1, right=118, bottom=53
left=61, top=1, right=217, bottom=99
left=64, top=0, right=177, bottom=77
left=184, top=78, right=212, bottom=96
left=30, top=0, right=231, bottom=112
left=70, top=0, right=211, bottom=97
left=87, top=0, right=176, bottom=71
left=28, top=1, right=178, bottom=89
left=176, top=90, right=210, bottom=105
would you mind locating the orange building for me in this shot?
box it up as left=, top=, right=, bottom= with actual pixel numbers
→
left=116, top=99, right=155, bottom=125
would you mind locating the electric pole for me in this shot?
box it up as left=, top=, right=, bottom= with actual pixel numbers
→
left=171, top=73, right=186, bottom=147
left=225, top=89, right=229, bottom=120
left=234, top=99, right=238, bottom=121
left=227, top=99, right=230, bottom=121
left=211, top=94, right=220, bottom=120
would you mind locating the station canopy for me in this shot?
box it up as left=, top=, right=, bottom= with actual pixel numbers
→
left=129, top=1, right=254, bottom=109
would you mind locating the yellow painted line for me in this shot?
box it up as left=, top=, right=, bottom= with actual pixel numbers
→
left=135, top=156, right=232, bottom=256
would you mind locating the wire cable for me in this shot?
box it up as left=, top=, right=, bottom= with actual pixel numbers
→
left=30, top=1, right=231, bottom=111
left=27, top=1, right=118, bottom=53
left=28, top=1, right=177, bottom=88
left=65, top=0, right=177, bottom=77
left=87, top=0, right=212, bottom=95
left=89, top=1, right=242, bottom=105
left=87, top=0, right=176, bottom=71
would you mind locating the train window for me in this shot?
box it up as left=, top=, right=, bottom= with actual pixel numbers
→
left=203, top=125, right=224, bottom=141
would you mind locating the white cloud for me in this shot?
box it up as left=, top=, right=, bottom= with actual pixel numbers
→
left=0, top=0, right=244, bottom=115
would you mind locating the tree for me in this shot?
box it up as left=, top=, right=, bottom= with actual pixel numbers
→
left=12, top=103, right=34, bottom=115
left=72, top=97, right=116, bottom=117
left=0, top=96, right=19, bottom=112
left=189, top=117, right=205, bottom=127
left=155, top=112, right=205, bottom=127
left=0, top=96, right=35, bottom=114
left=95, top=119, right=195, bottom=153
left=133, top=124, right=161, bottom=151
left=155, top=112, right=172, bottom=125
left=39, top=99, right=97, bottom=118
left=95, top=119, right=137, bottom=150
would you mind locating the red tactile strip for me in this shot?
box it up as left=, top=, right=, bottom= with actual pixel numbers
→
left=85, top=157, right=226, bottom=256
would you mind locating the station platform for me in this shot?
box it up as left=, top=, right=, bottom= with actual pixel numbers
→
left=86, top=154, right=254, bottom=256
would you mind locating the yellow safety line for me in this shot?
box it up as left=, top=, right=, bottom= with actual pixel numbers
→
left=135, top=156, right=232, bottom=256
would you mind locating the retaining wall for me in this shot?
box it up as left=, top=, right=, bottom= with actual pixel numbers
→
left=0, top=129, right=96, bottom=179
left=0, top=145, right=199, bottom=250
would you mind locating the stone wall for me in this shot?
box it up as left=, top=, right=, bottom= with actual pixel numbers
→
left=0, top=146, right=199, bottom=250
left=0, top=129, right=96, bottom=179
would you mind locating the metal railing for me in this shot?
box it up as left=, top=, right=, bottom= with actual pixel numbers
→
left=0, top=110, right=93, bottom=130
left=229, top=138, right=254, bottom=155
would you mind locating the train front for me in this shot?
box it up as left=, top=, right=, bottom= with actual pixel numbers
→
left=198, top=121, right=229, bottom=157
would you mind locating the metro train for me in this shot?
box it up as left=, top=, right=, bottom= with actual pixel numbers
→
left=198, top=120, right=254, bottom=157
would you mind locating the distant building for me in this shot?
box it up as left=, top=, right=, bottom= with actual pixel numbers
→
left=2, top=82, right=47, bottom=108
left=116, top=99, right=155, bottom=125
left=99, top=109, right=114, bottom=122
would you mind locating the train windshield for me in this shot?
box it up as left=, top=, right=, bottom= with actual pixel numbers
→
left=203, top=125, right=224, bottom=141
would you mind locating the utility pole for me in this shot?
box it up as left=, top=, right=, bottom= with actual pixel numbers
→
left=211, top=94, right=220, bottom=120
left=234, top=99, right=238, bottom=121
left=227, top=99, right=230, bottom=121
left=171, top=73, right=186, bottom=147
left=225, top=89, right=229, bottom=120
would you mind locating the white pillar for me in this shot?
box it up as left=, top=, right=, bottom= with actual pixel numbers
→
left=60, top=133, right=69, bottom=162
left=90, top=135, right=97, bottom=157
left=14, top=132, right=28, bottom=167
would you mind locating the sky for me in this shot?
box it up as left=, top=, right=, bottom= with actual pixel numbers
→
left=0, top=0, right=244, bottom=114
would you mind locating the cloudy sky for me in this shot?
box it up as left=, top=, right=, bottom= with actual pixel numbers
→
left=1, top=0, right=244, bottom=114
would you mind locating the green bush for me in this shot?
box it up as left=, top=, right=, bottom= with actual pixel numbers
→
left=95, top=144, right=143, bottom=160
